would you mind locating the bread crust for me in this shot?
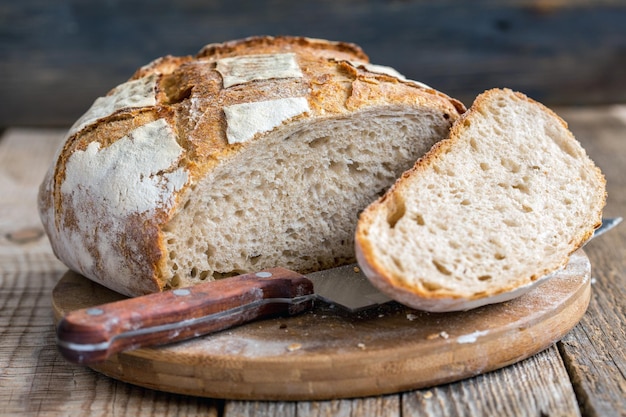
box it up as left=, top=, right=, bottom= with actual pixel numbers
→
left=355, top=88, right=606, bottom=311
left=39, top=36, right=464, bottom=296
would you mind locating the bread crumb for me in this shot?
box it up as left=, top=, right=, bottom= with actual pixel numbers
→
left=426, top=331, right=449, bottom=340
left=423, top=391, right=433, bottom=399
left=357, top=342, right=366, bottom=350
left=287, top=343, right=302, bottom=352
left=406, top=313, right=418, bottom=321
left=591, top=277, right=597, bottom=284
left=6, top=227, right=44, bottom=244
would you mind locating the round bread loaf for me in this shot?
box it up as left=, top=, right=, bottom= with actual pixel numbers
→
left=39, top=36, right=465, bottom=296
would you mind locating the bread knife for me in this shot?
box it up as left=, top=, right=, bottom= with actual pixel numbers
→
left=56, top=217, right=621, bottom=365
left=56, top=263, right=391, bottom=365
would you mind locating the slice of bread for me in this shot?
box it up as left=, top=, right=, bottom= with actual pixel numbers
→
left=38, top=36, right=465, bottom=297
left=355, top=88, right=606, bottom=312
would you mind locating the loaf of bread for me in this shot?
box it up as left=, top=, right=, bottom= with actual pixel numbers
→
left=38, top=36, right=465, bottom=297
left=355, top=88, right=606, bottom=312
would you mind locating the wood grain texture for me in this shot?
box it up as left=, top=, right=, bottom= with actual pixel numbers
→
left=224, top=349, right=581, bottom=417
left=554, top=108, right=626, bottom=417
left=2, top=1, right=626, bottom=127
left=0, top=129, right=67, bottom=273
left=225, top=396, right=401, bottom=417
left=401, top=347, right=581, bottom=417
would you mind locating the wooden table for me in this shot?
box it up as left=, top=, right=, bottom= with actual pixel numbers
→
left=1, top=106, right=625, bottom=416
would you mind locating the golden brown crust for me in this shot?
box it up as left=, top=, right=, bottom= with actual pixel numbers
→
left=131, top=55, right=194, bottom=80
left=197, top=35, right=369, bottom=62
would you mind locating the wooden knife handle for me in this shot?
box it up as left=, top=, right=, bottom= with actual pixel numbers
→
left=56, top=268, right=314, bottom=365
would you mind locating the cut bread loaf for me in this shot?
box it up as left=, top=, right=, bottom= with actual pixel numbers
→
left=38, top=36, right=465, bottom=297
left=355, top=88, right=606, bottom=312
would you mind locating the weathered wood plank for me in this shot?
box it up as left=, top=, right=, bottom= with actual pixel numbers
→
left=2, top=1, right=626, bottom=127
left=296, top=396, right=401, bottom=417
left=224, top=401, right=296, bottom=417
left=554, top=107, right=626, bottom=417
left=222, top=395, right=401, bottom=417
left=0, top=128, right=67, bottom=273
left=226, top=346, right=582, bottom=417
left=0, top=269, right=221, bottom=417
left=401, top=346, right=580, bottom=417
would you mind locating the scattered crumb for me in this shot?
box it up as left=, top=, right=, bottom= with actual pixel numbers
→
left=426, top=331, right=449, bottom=340
left=423, top=391, right=433, bottom=399
left=406, top=313, right=418, bottom=321
left=353, top=266, right=361, bottom=273
left=357, top=343, right=366, bottom=350
left=287, top=343, right=302, bottom=352
left=5, top=227, right=44, bottom=244
left=591, top=277, right=597, bottom=284
left=378, top=314, right=385, bottom=318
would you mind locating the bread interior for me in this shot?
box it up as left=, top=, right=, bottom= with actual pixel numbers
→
left=161, top=106, right=452, bottom=288
left=360, top=91, right=605, bottom=299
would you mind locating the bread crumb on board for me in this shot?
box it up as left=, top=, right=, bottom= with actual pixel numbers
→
left=406, top=313, right=418, bottom=321
left=286, top=343, right=302, bottom=352
left=426, top=331, right=449, bottom=340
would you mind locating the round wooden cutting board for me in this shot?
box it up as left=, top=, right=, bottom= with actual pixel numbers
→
left=51, top=250, right=591, bottom=401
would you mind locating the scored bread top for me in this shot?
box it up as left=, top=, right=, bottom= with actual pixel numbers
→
left=355, top=88, right=606, bottom=312
left=38, top=36, right=465, bottom=296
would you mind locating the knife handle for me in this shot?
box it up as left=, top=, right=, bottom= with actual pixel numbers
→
left=56, top=268, right=314, bottom=365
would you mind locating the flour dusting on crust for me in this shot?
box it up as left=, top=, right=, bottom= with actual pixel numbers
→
left=69, top=74, right=159, bottom=136
left=347, top=61, right=432, bottom=89
left=62, top=119, right=187, bottom=216
left=56, top=119, right=188, bottom=294
left=224, top=97, right=310, bottom=144
left=216, top=53, right=303, bottom=88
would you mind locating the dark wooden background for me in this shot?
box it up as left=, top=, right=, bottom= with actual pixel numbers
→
left=2, top=0, right=626, bottom=128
